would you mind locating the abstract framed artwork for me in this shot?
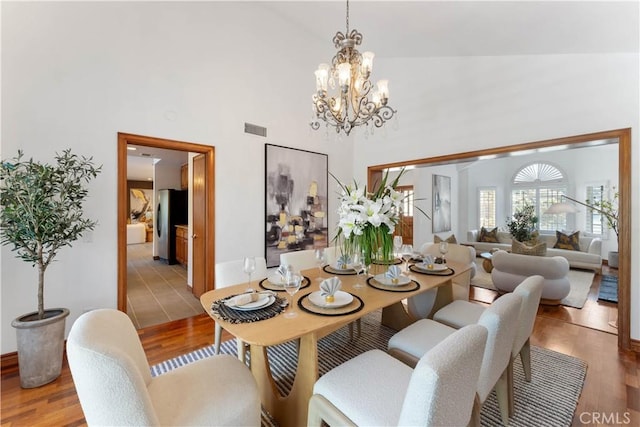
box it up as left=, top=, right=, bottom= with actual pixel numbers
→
left=432, top=174, right=452, bottom=233
left=129, top=188, right=153, bottom=223
left=265, top=144, right=328, bottom=267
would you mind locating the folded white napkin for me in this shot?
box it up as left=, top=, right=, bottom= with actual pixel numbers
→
left=385, top=265, right=402, bottom=279
left=336, top=254, right=351, bottom=269
left=320, top=276, right=342, bottom=297
left=227, top=293, right=260, bottom=307
left=421, top=255, right=434, bottom=267
left=275, top=265, right=289, bottom=281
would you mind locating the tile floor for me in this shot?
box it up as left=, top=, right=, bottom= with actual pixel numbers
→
left=126, top=243, right=204, bottom=329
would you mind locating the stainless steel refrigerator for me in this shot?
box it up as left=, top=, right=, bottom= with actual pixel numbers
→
left=156, top=189, right=187, bottom=264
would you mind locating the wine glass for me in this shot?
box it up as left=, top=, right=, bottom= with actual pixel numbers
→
left=283, top=271, right=302, bottom=318
left=393, top=236, right=403, bottom=260
left=351, top=252, right=364, bottom=289
left=243, top=257, right=256, bottom=292
left=361, top=250, right=372, bottom=281
left=401, top=244, right=414, bottom=274
left=314, top=249, right=327, bottom=280
left=439, top=242, right=449, bottom=264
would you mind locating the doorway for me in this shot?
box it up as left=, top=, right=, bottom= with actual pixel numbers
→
left=117, top=133, right=215, bottom=326
left=367, top=128, right=633, bottom=351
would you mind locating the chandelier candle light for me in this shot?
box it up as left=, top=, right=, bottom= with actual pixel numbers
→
left=310, top=0, right=396, bottom=136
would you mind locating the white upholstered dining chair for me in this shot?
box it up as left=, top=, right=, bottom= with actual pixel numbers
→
left=388, top=293, right=522, bottom=426
left=406, top=242, right=477, bottom=319
left=433, top=275, right=544, bottom=416
left=308, top=324, right=488, bottom=427
left=67, top=309, right=261, bottom=427
left=214, top=257, right=268, bottom=362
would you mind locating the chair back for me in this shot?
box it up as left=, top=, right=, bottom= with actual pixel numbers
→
left=215, top=257, right=268, bottom=289
left=279, top=249, right=317, bottom=271
left=512, top=275, right=544, bottom=356
left=399, top=324, right=488, bottom=426
left=475, top=293, right=522, bottom=403
left=67, top=309, right=159, bottom=426
left=418, top=242, right=477, bottom=301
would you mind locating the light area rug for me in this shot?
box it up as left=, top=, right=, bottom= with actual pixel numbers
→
left=152, top=311, right=587, bottom=427
left=471, top=258, right=595, bottom=308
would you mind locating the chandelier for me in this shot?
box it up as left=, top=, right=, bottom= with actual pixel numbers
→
left=310, top=0, right=396, bottom=136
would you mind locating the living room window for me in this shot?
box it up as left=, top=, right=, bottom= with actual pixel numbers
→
left=511, top=162, right=568, bottom=233
left=478, top=187, right=496, bottom=228
left=585, top=184, right=606, bottom=236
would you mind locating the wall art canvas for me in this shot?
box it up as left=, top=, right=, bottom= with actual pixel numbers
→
left=432, top=174, right=451, bottom=233
left=265, top=144, right=328, bottom=267
left=130, top=188, right=153, bottom=224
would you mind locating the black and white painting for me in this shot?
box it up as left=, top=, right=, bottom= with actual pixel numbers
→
left=265, top=144, right=328, bottom=267
left=432, top=174, right=451, bottom=233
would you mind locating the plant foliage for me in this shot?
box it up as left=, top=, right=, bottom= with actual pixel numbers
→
left=506, top=203, right=539, bottom=243
left=0, top=149, right=101, bottom=319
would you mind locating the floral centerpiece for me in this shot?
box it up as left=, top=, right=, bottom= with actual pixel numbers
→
left=331, top=169, right=425, bottom=265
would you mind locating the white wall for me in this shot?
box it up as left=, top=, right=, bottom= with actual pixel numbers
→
left=355, top=54, right=639, bottom=340
left=1, top=2, right=352, bottom=353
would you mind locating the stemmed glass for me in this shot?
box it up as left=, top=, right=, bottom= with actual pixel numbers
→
left=314, top=249, right=327, bottom=281
left=351, top=252, right=364, bottom=289
left=393, top=236, right=403, bottom=260
left=439, top=242, right=449, bottom=264
left=283, top=271, right=302, bottom=318
left=243, top=257, right=256, bottom=292
left=401, top=244, right=414, bottom=274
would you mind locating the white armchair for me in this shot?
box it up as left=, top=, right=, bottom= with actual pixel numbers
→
left=388, top=293, right=522, bottom=426
left=67, top=309, right=260, bottom=426
left=308, top=324, right=488, bottom=427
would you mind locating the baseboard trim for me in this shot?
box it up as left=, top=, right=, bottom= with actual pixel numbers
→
left=631, top=338, right=640, bottom=353
left=1, top=351, right=19, bottom=373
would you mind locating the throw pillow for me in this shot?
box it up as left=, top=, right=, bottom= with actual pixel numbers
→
left=434, top=234, right=457, bottom=244
left=554, top=230, right=581, bottom=251
left=512, top=240, right=547, bottom=256
left=478, top=227, right=500, bottom=243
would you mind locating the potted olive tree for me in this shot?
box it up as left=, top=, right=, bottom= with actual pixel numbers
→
left=0, top=149, right=101, bottom=388
left=506, top=202, right=539, bottom=244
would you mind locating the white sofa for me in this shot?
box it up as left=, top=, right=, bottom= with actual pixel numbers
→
left=465, top=230, right=602, bottom=273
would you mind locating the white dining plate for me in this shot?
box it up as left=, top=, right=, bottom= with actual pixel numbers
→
left=225, top=294, right=275, bottom=311
left=415, top=263, right=448, bottom=272
left=308, top=290, right=353, bottom=309
left=374, top=273, right=411, bottom=286
left=268, top=275, right=286, bottom=286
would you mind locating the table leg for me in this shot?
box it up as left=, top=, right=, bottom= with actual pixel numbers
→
left=381, top=280, right=454, bottom=330
left=250, top=333, right=319, bottom=427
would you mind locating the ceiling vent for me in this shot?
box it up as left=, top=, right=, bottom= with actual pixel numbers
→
left=244, top=123, right=267, bottom=137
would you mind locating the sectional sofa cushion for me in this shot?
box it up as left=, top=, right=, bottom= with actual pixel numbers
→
left=554, top=231, right=581, bottom=251
left=511, top=240, right=547, bottom=256
left=478, top=227, right=500, bottom=243
left=434, top=234, right=458, bottom=244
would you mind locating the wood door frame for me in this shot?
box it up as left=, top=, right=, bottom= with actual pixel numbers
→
left=117, top=133, right=215, bottom=312
left=368, top=128, right=634, bottom=351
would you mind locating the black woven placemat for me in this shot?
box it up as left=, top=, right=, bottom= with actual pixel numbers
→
left=211, top=293, right=286, bottom=324
left=258, top=276, right=311, bottom=292
left=366, top=276, right=421, bottom=292
left=297, top=292, right=364, bottom=316
left=409, top=265, right=455, bottom=276
left=323, top=265, right=358, bottom=275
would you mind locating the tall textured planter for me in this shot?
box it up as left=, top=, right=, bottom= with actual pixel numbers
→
left=608, top=251, right=619, bottom=268
left=11, top=308, right=70, bottom=388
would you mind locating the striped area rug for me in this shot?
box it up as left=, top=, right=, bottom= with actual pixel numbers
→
left=151, top=311, right=587, bottom=427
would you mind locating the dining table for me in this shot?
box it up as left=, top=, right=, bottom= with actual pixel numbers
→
left=200, top=259, right=470, bottom=427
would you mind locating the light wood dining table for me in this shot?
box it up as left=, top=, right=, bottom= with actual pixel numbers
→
left=200, top=260, right=470, bottom=427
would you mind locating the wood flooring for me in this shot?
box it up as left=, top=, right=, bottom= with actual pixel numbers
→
left=2, top=271, right=638, bottom=427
